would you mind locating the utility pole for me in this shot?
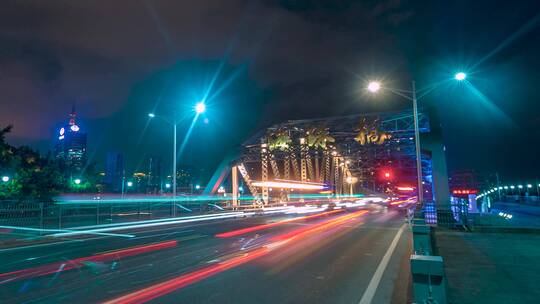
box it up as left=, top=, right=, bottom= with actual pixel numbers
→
left=172, top=119, right=177, bottom=217
left=412, top=81, right=423, bottom=206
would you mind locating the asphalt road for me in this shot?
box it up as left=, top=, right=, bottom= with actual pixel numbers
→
left=0, top=206, right=411, bottom=304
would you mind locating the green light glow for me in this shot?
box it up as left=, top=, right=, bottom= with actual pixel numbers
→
left=54, top=193, right=365, bottom=205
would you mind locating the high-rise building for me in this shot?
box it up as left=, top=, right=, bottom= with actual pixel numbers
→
left=54, top=107, right=87, bottom=177
left=105, top=152, right=124, bottom=192
left=147, top=156, right=163, bottom=193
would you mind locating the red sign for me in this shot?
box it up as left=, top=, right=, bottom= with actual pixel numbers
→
left=452, top=189, right=478, bottom=195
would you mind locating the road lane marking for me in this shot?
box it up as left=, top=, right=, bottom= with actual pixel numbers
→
left=0, top=225, right=135, bottom=238
left=0, top=237, right=106, bottom=253
left=358, top=223, right=406, bottom=304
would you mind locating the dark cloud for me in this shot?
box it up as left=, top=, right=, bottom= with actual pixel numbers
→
left=1, top=0, right=539, bottom=180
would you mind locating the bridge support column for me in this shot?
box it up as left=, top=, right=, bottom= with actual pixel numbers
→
left=261, top=142, right=269, bottom=205
left=232, top=166, right=238, bottom=209
left=300, top=138, right=307, bottom=182
left=422, top=108, right=450, bottom=210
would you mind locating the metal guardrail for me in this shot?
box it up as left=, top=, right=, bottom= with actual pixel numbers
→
left=0, top=200, right=225, bottom=230
left=420, top=201, right=469, bottom=227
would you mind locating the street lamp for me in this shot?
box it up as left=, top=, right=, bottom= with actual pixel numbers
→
left=1, top=176, right=10, bottom=182
left=454, top=72, right=467, bottom=81
left=148, top=101, right=205, bottom=216
left=366, top=73, right=465, bottom=207
left=195, top=102, right=206, bottom=114
left=127, top=181, right=133, bottom=187
left=74, top=178, right=81, bottom=185
left=367, top=81, right=381, bottom=93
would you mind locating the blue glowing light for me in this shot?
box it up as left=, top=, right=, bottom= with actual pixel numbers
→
left=165, top=183, right=171, bottom=188
left=70, top=125, right=80, bottom=132
left=2, top=176, right=9, bottom=182
left=455, top=72, right=466, bottom=81
left=59, top=127, right=65, bottom=136
left=74, top=179, right=81, bottom=185
left=127, top=181, right=133, bottom=187
left=195, top=102, right=206, bottom=114
left=195, top=184, right=201, bottom=190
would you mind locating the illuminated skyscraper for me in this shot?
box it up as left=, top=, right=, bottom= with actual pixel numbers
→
left=54, top=107, right=87, bottom=177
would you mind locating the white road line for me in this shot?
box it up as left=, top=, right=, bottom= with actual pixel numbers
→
left=358, top=223, right=406, bottom=304
left=0, top=237, right=106, bottom=253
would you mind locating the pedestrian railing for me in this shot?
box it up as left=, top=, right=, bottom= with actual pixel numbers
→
left=0, top=200, right=228, bottom=231
left=419, top=201, right=469, bottom=228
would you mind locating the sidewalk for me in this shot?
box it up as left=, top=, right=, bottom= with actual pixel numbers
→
left=434, top=228, right=540, bottom=304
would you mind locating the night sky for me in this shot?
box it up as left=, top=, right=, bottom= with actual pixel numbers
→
left=1, top=1, right=539, bottom=182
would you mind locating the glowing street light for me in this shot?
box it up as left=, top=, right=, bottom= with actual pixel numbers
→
left=148, top=101, right=206, bottom=216
left=367, top=81, right=381, bottom=93
left=195, top=184, right=201, bottom=190
left=74, top=178, right=81, bottom=185
left=1, top=176, right=10, bottom=182
left=195, top=102, right=206, bottom=114
left=127, top=181, right=133, bottom=187
left=454, top=72, right=467, bottom=81
left=365, top=72, right=470, bottom=207
left=165, top=183, right=171, bottom=189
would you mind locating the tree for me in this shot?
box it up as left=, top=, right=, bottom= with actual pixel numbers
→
left=0, top=125, right=68, bottom=201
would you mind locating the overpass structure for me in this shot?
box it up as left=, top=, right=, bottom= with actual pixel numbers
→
left=205, top=108, right=449, bottom=208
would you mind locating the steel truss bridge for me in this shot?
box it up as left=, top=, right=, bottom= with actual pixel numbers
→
left=205, top=109, right=448, bottom=207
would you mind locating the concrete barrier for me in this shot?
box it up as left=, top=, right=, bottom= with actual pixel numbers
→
left=412, top=218, right=427, bottom=225
left=412, top=224, right=431, bottom=255
left=411, top=254, right=447, bottom=304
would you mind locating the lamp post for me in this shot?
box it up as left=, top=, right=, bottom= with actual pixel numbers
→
left=148, top=101, right=205, bottom=216
left=366, top=72, right=466, bottom=207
